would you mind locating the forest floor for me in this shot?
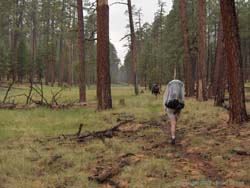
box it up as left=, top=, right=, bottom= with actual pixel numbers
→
left=0, top=86, right=249, bottom=188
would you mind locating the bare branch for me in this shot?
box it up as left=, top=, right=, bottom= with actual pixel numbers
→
left=31, top=84, right=49, bottom=106
left=51, top=88, right=65, bottom=105
left=120, top=34, right=131, bottom=41
left=110, top=2, right=128, bottom=6
left=7, top=94, right=28, bottom=101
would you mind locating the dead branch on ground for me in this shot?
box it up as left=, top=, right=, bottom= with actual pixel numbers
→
left=231, top=149, right=250, bottom=156
left=76, top=119, right=135, bottom=142
left=89, top=153, right=139, bottom=184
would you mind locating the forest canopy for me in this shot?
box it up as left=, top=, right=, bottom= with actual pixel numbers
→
left=0, top=0, right=249, bottom=88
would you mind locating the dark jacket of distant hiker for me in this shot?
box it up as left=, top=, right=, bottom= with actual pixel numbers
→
left=151, top=83, right=160, bottom=96
left=163, top=80, right=185, bottom=113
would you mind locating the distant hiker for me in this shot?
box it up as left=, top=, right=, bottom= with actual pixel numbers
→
left=151, top=83, right=160, bottom=98
left=163, top=80, right=185, bottom=145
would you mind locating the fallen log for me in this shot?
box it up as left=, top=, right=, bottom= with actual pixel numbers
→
left=77, top=118, right=135, bottom=142
left=0, top=101, right=97, bottom=110
left=89, top=153, right=138, bottom=183
left=50, top=102, right=97, bottom=110
left=0, top=103, right=37, bottom=110
left=231, top=149, right=250, bottom=156
left=44, top=115, right=166, bottom=147
left=44, top=116, right=135, bottom=143
left=0, top=103, right=17, bottom=109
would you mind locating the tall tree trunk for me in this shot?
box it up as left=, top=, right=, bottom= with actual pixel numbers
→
left=127, top=0, right=139, bottom=95
left=97, top=0, right=112, bottom=110
left=242, top=40, right=246, bottom=81
left=159, top=3, right=164, bottom=86
left=179, top=0, right=194, bottom=97
left=136, top=8, right=143, bottom=86
left=50, top=0, right=56, bottom=87
left=206, top=0, right=211, bottom=92
left=67, top=41, right=72, bottom=86
left=31, top=0, right=37, bottom=83
left=213, top=21, right=226, bottom=106
left=11, top=1, right=18, bottom=82
left=220, top=0, right=248, bottom=123
left=58, top=0, right=65, bottom=87
left=197, top=0, right=207, bottom=101
left=44, top=0, right=50, bottom=85
left=11, top=0, right=22, bottom=82
left=248, top=35, right=250, bottom=81
left=77, top=0, right=86, bottom=102
left=211, top=17, right=218, bottom=87
left=67, top=6, right=74, bottom=86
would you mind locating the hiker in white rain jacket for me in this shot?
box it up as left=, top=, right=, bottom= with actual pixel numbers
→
left=163, top=80, right=185, bottom=145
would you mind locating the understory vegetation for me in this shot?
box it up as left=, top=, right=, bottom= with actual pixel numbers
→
left=0, top=86, right=249, bottom=188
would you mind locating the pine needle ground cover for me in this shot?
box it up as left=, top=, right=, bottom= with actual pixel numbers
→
left=0, top=86, right=249, bottom=188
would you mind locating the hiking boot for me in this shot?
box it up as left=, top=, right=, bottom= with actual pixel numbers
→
left=171, top=138, right=176, bottom=145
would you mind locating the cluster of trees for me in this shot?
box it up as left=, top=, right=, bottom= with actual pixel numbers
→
left=0, top=0, right=120, bottom=86
left=122, top=0, right=249, bottom=89
left=121, top=0, right=250, bottom=123
left=0, top=0, right=250, bottom=122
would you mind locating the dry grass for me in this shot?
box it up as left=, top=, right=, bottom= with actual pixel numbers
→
left=0, top=86, right=250, bottom=188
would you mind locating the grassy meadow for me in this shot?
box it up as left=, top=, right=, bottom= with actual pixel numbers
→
left=0, top=85, right=249, bottom=188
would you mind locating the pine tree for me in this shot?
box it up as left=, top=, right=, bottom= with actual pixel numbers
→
left=220, top=0, right=248, bottom=123
left=197, top=0, right=207, bottom=101
left=97, top=0, right=112, bottom=110
left=127, top=0, right=139, bottom=95
left=179, top=0, right=194, bottom=96
left=77, top=0, right=86, bottom=102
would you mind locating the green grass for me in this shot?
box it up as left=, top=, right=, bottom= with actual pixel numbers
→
left=0, top=85, right=166, bottom=141
left=0, top=86, right=250, bottom=188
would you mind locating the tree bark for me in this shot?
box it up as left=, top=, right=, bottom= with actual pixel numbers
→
left=179, top=0, right=194, bottom=97
left=213, top=21, right=227, bottom=106
left=58, top=0, right=66, bottom=87
left=127, top=0, right=139, bottom=95
left=43, top=0, right=50, bottom=85
left=31, top=0, right=37, bottom=83
left=220, top=0, right=248, bottom=123
left=77, top=0, right=86, bottom=102
left=211, top=16, right=218, bottom=87
left=50, top=1, right=56, bottom=87
left=11, top=0, right=23, bottom=82
left=197, top=0, right=207, bottom=101
left=97, top=0, right=112, bottom=110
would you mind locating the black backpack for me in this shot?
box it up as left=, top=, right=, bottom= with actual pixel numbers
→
left=165, top=99, right=185, bottom=110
